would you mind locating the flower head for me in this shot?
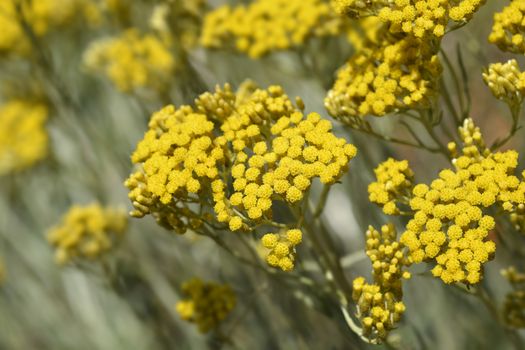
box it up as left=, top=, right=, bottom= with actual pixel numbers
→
left=47, top=204, right=128, bottom=265
left=352, top=224, right=411, bottom=342
left=84, top=29, right=176, bottom=93
left=483, top=59, right=525, bottom=103
left=201, top=0, right=347, bottom=58
left=126, top=82, right=357, bottom=271
left=0, top=99, right=48, bottom=175
left=176, top=278, right=236, bottom=333
left=489, top=0, right=525, bottom=54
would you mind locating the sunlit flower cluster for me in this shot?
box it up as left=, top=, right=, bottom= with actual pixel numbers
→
left=326, top=0, right=485, bottom=120
left=176, top=278, right=236, bottom=333
left=126, top=82, right=357, bottom=271
left=261, top=229, right=303, bottom=271
left=333, top=0, right=485, bottom=38
left=489, top=0, right=525, bottom=54
left=0, top=99, right=48, bottom=176
left=501, top=266, right=525, bottom=328
left=83, top=29, right=176, bottom=93
left=325, top=37, right=440, bottom=118
left=200, top=0, right=346, bottom=58
left=483, top=59, right=525, bottom=103
left=47, top=204, right=127, bottom=265
left=352, top=224, right=410, bottom=341
left=325, top=18, right=441, bottom=120
left=368, top=158, right=414, bottom=215
left=395, top=119, right=525, bottom=284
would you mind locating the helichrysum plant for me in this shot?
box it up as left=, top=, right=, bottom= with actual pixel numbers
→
left=0, top=99, right=48, bottom=175
left=201, top=0, right=348, bottom=58
left=84, top=29, right=176, bottom=94
left=47, top=204, right=128, bottom=265
left=176, top=278, right=236, bottom=333
left=5, top=0, right=525, bottom=349
left=125, top=82, right=357, bottom=271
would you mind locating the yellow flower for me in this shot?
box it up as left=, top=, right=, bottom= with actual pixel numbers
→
left=325, top=20, right=441, bottom=119
left=385, top=118, right=525, bottom=285
left=489, top=0, right=525, bottom=54
left=335, top=0, right=484, bottom=39
left=483, top=59, right=525, bottom=103
left=261, top=229, right=303, bottom=271
left=201, top=0, right=348, bottom=58
left=47, top=203, right=127, bottom=265
left=176, top=278, right=236, bottom=333
left=83, top=29, right=176, bottom=93
left=126, top=82, right=357, bottom=245
left=0, top=99, right=48, bottom=175
left=368, top=158, right=414, bottom=215
left=126, top=82, right=357, bottom=271
left=0, top=0, right=96, bottom=55
left=352, top=224, right=411, bottom=342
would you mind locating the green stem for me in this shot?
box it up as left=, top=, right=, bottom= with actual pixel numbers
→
left=491, top=103, right=522, bottom=150
left=440, top=48, right=466, bottom=119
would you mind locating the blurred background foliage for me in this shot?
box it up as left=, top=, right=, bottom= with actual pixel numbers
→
left=0, top=0, right=524, bottom=349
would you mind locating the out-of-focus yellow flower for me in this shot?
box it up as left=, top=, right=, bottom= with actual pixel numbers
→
left=0, top=0, right=94, bottom=55
left=47, top=204, right=127, bottom=265
left=489, top=0, right=525, bottom=54
left=201, top=0, right=346, bottom=58
left=0, top=99, right=48, bottom=175
left=83, top=29, right=176, bottom=93
left=502, top=266, right=525, bottom=328
left=176, top=278, right=236, bottom=333
left=352, top=224, right=411, bottom=342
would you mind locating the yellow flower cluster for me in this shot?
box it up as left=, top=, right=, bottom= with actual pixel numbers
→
left=327, top=0, right=485, bottom=119
left=335, top=0, right=484, bottom=38
left=0, top=0, right=96, bottom=55
left=83, top=29, right=176, bottom=93
left=352, top=224, right=410, bottom=341
left=397, top=118, right=525, bottom=284
left=489, top=0, right=525, bottom=54
left=0, top=99, right=48, bottom=176
left=261, top=229, right=303, bottom=271
left=200, top=0, right=345, bottom=58
left=176, top=278, right=236, bottom=333
left=501, top=266, right=525, bottom=328
left=380, top=0, right=484, bottom=38
left=368, top=158, right=414, bottom=215
left=325, top=19, right=441, bottom=119
left=483, top=59, right=525, bottom=103
left=214, top=87, right=357, bottom=229
left=47, top=204, right=127, bottom=265
left=126, top=82, right=357, bottom=238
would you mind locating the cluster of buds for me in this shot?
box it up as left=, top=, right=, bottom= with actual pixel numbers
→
left=483, top=60, right=525, bottom=104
